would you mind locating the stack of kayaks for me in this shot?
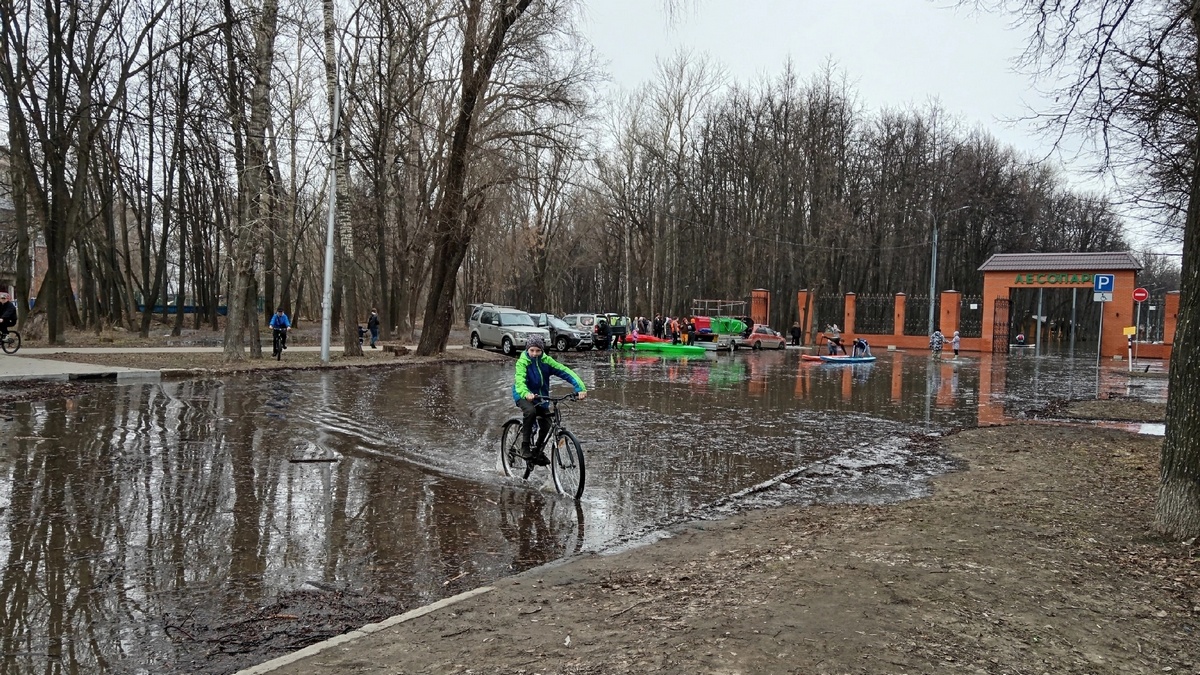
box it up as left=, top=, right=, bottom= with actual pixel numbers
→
left=620, top=341, right=706, bottom=357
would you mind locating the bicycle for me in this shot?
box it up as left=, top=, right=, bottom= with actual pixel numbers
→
left=499, top=393, right=586, bottom=500
left=1, top=330, right=20, bottom=355
left=271, top=328, right=286, bottom=360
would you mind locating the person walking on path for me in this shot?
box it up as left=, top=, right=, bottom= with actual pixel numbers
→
left=790, top=322, right=802, bottom=346
left=951, top=331, right=961, bottom=358
left=368, top=309, right=380, bottom=349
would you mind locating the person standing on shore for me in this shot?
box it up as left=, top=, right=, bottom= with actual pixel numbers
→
left=929, top=329, right=944, bottom=357
left=368, top=309, right=380, bottom=349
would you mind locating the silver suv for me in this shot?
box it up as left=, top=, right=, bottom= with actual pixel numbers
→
left=468, top=304, right=549, bottom=356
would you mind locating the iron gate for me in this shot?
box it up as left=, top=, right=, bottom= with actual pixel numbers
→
left=992, top=298, right=1011, bottom=353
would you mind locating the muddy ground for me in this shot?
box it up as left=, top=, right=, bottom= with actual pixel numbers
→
left=259, top=409, right=1197, bottom=675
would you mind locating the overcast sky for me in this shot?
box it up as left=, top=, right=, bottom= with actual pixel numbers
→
left=581, top=0, right=1178, bottom=254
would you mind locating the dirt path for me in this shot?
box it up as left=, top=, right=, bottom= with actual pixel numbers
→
left=259, top=420, right=1197, bottom=675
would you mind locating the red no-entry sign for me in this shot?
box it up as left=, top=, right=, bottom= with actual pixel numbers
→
left=1133, top=287, right=1149, bottom=302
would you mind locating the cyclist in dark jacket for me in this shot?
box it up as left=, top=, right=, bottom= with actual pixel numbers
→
left=512, top=334, right=587, bottom=465
left=0, top=292, right=16, bottom=337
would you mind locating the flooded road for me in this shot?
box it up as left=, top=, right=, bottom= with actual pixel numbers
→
left=0, top=349, right=1166, bottom=673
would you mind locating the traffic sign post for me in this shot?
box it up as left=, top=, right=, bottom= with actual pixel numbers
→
left=1092, top=275, right=1115, bottom=367
left=1132, top=287, right=1149, bottom=367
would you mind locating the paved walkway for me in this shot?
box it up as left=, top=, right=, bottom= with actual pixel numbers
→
left=0, top=354, right=162, bottom=382
left=1, top=344, right=465, bottom=383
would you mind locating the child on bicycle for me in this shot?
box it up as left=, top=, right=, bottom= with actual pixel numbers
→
left=512, top=334, right=586, bottom=466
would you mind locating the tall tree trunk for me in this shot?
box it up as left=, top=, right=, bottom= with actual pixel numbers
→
left=222, top=0, right=280, bottom=361
left=416, top=0, right=533, bottom=355
left=1154, top=3, right=1200, bottom=539
left=323, top=0, right=362, bottom=357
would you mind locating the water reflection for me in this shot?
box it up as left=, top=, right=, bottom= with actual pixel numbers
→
left=0, top=350, right=1164, bottom=673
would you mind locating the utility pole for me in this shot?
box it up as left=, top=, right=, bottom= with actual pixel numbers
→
left=320, top=66, right=340, bottom=364
left=926, top=205, right=971, bottom=336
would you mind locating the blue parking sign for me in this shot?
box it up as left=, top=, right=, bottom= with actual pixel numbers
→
left=1094, top=274, right=1115, bottom=293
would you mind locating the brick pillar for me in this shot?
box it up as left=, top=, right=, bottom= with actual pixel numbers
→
left=940, top=290, right=962, bottom=334
left=751, top=289, right=770, bottom=326
left=796, top=290, right=814, bottom=345
left=893, top=293, right=906, bottom=340
left=844, top=293, right=856, bottom=336
left=1164, top=291, right=1180, bottom=345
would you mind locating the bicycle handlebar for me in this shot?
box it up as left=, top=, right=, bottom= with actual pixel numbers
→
left=535, top=393, right=580, bottom=403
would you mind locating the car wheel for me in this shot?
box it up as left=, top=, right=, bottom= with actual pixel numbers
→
left=502, top=337, right=514, bottom=356
left=470, top=333, right=481, bottom=349
left=555, top=336, right=569, bottom=352
left=753, top=340, right=762, bottom=350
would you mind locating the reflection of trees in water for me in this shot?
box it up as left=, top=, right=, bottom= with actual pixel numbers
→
left=0, top=381, right=289, bottom=673
left=0, top=377, right=593, bottom=674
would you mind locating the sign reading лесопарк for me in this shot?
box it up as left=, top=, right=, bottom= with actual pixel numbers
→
left=1012, top=273, right=1109, bottom=285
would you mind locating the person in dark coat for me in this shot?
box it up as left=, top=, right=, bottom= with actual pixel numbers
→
left=596, top=319, right=611, bottom=351
left=789, top=322, right=802, bottom=346
left=367, top=308, right=380, bottom=348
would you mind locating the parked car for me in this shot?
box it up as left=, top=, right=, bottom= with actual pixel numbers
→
left=735, top=324, right=787, bottom=350
left=468, top=304, right=549, bottom=356
left=530, top=312, right=594, bottom=351
left=562, top=312, right=631, bottom=347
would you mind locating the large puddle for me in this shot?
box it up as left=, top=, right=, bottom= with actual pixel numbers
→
left=0, top=349, right=1166, bottom=673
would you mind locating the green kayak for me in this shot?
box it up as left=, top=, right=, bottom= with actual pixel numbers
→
left=620, top=342, right=707, bottom=357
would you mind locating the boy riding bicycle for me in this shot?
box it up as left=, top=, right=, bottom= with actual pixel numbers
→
left=512, top=334, right=586, bottom=466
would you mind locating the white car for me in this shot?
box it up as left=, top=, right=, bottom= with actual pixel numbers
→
left=468, top=304, right=549, bottom=356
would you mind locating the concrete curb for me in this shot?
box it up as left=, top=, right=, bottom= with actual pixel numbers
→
left=232, top=586, right=495, bottom=675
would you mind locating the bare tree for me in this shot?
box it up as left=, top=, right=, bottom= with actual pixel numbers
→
left=221, top=0, right=281, bottom=361
left=415, top=0, right=532, bottom=355
left=0, top=0, right=177, bottom=342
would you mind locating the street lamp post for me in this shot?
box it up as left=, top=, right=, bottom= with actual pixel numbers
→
left=926, top=205, right=971, bottom=336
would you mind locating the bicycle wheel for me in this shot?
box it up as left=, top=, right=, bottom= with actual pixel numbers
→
left=550, top=430, right=585, bottom=500
left=1, top=331, right=19, bottom=355
left=273, top=332, right=282, bottom=360
left=499, top=419, right=532, bottom=479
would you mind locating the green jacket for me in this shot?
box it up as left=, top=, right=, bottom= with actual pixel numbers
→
left=512, top=351, right=585, bottom=403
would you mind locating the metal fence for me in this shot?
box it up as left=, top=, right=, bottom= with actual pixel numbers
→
left=1141, top=294, right=1167, bottom=343
left=814, top=294, right=845, bottom=337
left=854, top=294, right=894, bottom=335
left=903, top=294, right=935, bottom=336
left=959, top=295, right=983, bottom=338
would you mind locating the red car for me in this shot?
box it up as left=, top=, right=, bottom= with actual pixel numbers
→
left=737, top=325, right=787, bottom=350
